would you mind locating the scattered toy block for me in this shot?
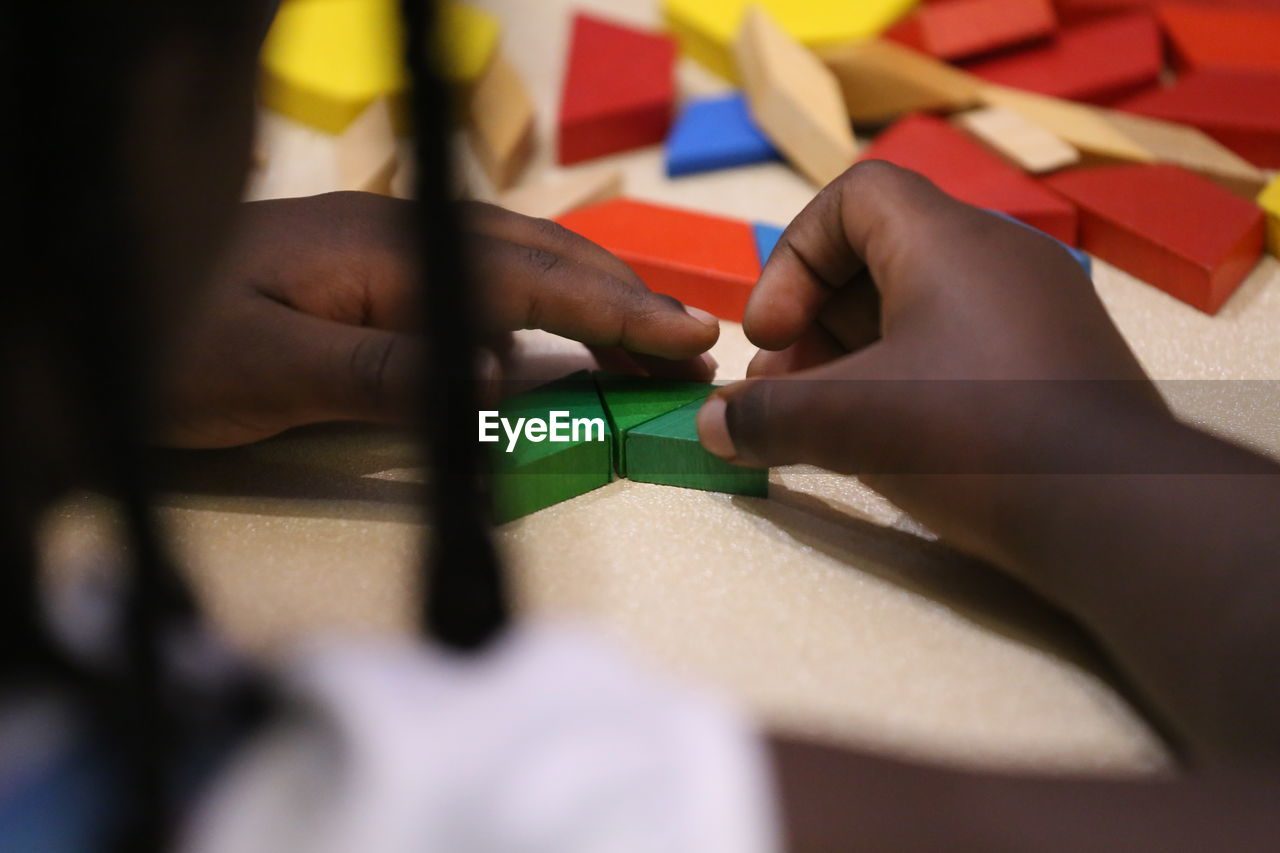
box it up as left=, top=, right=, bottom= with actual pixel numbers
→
left=627, top=398, right=769, bottom=496
left=1260, top=176, right=1280, bottom=257
left=497, top=169, right=624, bottom=220
left=987, top=209, right=1092, bottom=275
left=1118, top=69, right=1280, bottom=168
left=954, top=105, right=1080, bottom=173
left=860, top=113, right=1077, bottom=243
left=466, top=52, right=534, bottom=191
left=980, top=84, right=1154, bottom=165
left=886, top=0, right=1057, bottom=61
left=1102, top=110, right=1267, bottom=199
left=1157, top=4, right=1280, bottom=75
left=260, top=0, right=498, bottom=134
left=734, top=6, right=859, bottom=187
left=817, top=39, right=982, bottom=125
left=490, top=371, right=612, bottom=523
left=752, top=222, right=786, bottom=267
left=664, top=92, right=781, bottom=177
left=555, top=198, right=761, bottom=321
left=662, top=0, right=920, bottom=81
left=963, top=12, right=1162, bottom=104
left=1044, top=164, right=1264, bottom=313
left=1056, top=0, right=1280, bottom=22
left=335, top=97, right=399, bottom=194
left=593, top=373, right=716, bottom=476
left=557, top=13, right=676, bottom=165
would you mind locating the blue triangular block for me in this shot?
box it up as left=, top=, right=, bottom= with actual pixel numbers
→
left=665, top=92, right=781, bottom=178
left=752, top=222, right=785, bottom=268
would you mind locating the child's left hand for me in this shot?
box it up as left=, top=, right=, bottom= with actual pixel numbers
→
left=155, top=192, right=719, bottom=448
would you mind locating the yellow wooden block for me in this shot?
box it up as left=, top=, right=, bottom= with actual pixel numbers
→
left=735, top=6, right=858, bottom=187
left=1260, top=176, right=1280, bottom=258
left=1102, top=111, right=1267, bottom=200
left=954, top=106, right=1079, bottom=174
left=664, top=0, right=917, bottom=81
left=260, top=0, right=499, bottom=134
left=466, top=52, right=535, bottom=191
left=979, top=84, right=1153, bottom=166
left=818, top=39, right=981, bottom=125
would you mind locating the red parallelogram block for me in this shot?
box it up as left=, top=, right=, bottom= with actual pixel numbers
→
left=1118, top=69, right=1280, bottom=168
left=1045, top=164, right=1263, bottom=313
left=557, top=13, right=676, bottom=165
left=963, top=11, right=1162, bottom=104
left=886, top=0, right=1058, bottom=61
left=555, top=198, right=760, bottom=321
left=1156, top=4, right=1280, bottom=75
left=859, top=113, right=1077, bottom=243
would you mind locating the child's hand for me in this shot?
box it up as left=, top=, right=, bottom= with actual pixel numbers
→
left=157, top=192, right=719, bottom=448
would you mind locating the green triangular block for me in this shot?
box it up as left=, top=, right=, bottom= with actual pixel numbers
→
left=490, top=371, right=613, bottom=523
left=593, top=372, right=715, bottom=476
left=626, top=398, right=768, bottom=497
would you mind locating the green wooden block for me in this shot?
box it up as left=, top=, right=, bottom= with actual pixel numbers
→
left=625, top=398, right=768, bottom=497
left=490, top=372, right=613, bottom=523
left=593, top=372, right=715, bottom=476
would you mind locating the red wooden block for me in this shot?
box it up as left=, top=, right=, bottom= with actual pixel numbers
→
left=859, top=113, right=1077, bottom=243
left=963, top=12, right=1162, bottom=104
left=1157, top=4, right=1280, bottom=75
left=1054, top=0, right=1280, bottom=24
left=555, top=198, right=760, bottom=321
left=886, top=0, right=1057, bottom=61
left=1118, top=69, right=1280, bottom=168
left=1044, top=164, right=1263, bottom=313
left=557, top=13, right=676, bottom=166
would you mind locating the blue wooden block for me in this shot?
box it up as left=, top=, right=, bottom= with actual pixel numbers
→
left=752, top=222, right=785, bottom=268
left=987, top=209, right=1092, bottom=277
left=664, top=92, right=780, bottom=177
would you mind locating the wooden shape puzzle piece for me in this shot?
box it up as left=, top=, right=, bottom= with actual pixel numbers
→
left=593, top=373, right=716, bottom=476
left=954, top=105, right=1080, bottom=173
left=466, top=52, right=535, bottom=191
left=1118, top=68, right=1280, bottom=168
left=662, top=0, right=919, bottom=81
left=1157, top=3, right=1280, bottom=75
left=490, top=372, right=612, bottom=523
left=1044, top=164, right=1264, bottom=314
left=1260, top=176, right=1280, bottom=258
left=734, top=6, right=859, bottom=187
left=1102, top=110, right=1267, bottom=199
left=979, top=84, right=1153, bottom=164
left=962, top=11, right=1161, bottom=105
left=336, top=97, right=399, bottom=193
left=555, top=198, right=761, bottom=321
left=497, top=169, right=624, bottom=220
left=627, top=399, right=769, bottom=497
left=557, top=13, right=676, bottom=165
left=859, top=113, right=1077, bottom=243
left=886, top=0, right=1057, bottom=62
left=752, top=222, right=786, bottom=268
left=665, top=92, right=781, bottom=177
left=817, top=38, right=983, bottom=125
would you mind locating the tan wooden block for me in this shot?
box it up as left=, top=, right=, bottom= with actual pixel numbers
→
left=335, top=97, right=399, bottom=194
left=497, top=168, right=624, bottom=220
left=466, top=51, right=535, bottom=191
left=980, top=84, right=1153, bottom=166
left=954, top=105, right=1079, bottom=173
left=1102, top=110, right=1268, bottom=200
left=817, top=39, right=982, bottom=125
left=734, top=6, right=858, bottom=187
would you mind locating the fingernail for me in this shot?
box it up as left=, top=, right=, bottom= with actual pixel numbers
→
left=685, top=305, right=720, bottom=328
left=696, top=395, right=736, bottom=460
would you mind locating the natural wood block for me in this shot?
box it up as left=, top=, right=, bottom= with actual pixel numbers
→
left=1260, top=176, right=1280, bottom=258
left=1103, top=110, right=1267, bottom=199
left=860, top=113, right=1077, bottom=243
left=886, top=0, right=1057, bottom=61
left=1044, top=164, right=1264, bottom=314
left=557, top=13, right=676, bottom=165
left=335, top=97, right=398, bottom=194
left=980, top=84, right=1153, bottom=164
left=555, top=198, right=761, bottom=321
left=626, top=399, right=768, bottom=497
left=594, top=373, right=715, bottom=476
left=1118, top=68, right=1280, bottom=168
left=818, top=38, right=983, bottom=125
left=497, top=169, right=624, bottom=220
left=954, top=105, right=1080, bottom=173
left=734, top=6, right=859, bottom=186
left=963, top=11, right=1162, bottom=105
left=466, top=52, right=535, bottom=191
left=1157, top=3, right=1280, bottom=75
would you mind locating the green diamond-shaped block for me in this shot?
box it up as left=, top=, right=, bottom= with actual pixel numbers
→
left=593, top=372, right=715, bottom=476
left=626, top=398, right=767, bottom=496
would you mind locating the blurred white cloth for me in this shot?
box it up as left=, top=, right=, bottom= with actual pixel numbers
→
left=184, top=623, right=778, bottom=853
